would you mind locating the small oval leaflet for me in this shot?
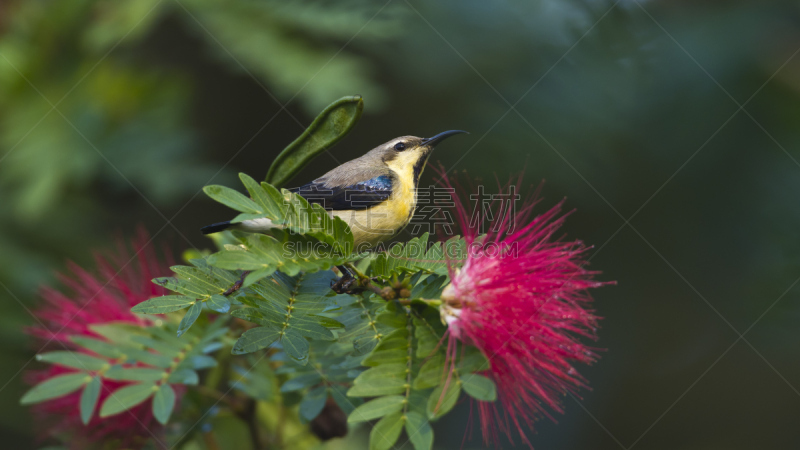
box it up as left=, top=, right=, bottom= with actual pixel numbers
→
left=461, top=373, right=497, bottom=402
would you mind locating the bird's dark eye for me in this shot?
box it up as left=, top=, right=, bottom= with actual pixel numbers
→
left=394, top=142, right=406, bottom=151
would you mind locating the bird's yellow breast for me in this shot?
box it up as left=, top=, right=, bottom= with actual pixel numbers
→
left=333, top=150, right=425, bottom=249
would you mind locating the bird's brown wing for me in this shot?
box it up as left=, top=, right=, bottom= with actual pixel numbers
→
left=289, top=175, right=393, bottom=211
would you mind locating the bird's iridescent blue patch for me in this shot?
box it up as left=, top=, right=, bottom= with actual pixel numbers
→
left=358, top=175, right=392, bottom=192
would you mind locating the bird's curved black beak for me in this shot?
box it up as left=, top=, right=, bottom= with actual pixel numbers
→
left=421, top=130, right=468, bottom=147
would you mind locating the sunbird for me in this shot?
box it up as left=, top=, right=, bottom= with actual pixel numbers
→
left=201, top=130, right=468, bottom=249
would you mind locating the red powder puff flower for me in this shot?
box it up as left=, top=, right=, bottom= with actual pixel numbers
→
left=25, top=228, right=177, bottom=449
left=436, top=170, right=610, bottom=447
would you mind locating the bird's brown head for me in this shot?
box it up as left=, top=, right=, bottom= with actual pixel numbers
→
left=377, top=130, right=468, bottom=186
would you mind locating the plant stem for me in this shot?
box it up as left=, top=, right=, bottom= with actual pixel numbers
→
left=343, top=262, right=395, bottom=300
left=243, top=398, right=266, bottom=450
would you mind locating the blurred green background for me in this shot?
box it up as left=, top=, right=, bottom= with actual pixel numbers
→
left=2, top=0, right=800, bottom=448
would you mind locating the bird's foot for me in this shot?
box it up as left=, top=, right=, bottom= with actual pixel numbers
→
left=331, top=265, right=365, bottom=294
left=331, top=274, right=361, bottom=294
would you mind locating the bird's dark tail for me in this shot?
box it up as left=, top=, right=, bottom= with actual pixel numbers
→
left=201, top=221, right=232, bottom=235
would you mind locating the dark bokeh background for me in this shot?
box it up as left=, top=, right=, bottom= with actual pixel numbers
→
left=2, top=0, right=800, bottom=448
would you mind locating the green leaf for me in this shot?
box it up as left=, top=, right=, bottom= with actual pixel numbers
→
left=132, top=295, right=196, bottom=314
left=330, top=385, right=358, bottom=415
left=130, top=335, right=183, bottom=355
left=289, top=315, right=335, bottom=341
left=89, top=323, right=148, bottom=346
left=188, top=355, right=217, bottom=370
left=203, top=342, right=225, bottom=354
left=207, top=250, right=263, bottom=271
left=20, top=373, right=88, bottom=405
left=153, top=277, right=216, bottom=298
left=235, top=271, right=342, bottom=361
left=290, top=314, right=336, bottom=341
left=70, top=337, right=122, bottom=359
left=168, top=369, right=199, bottom=385
left=370, top=234, right=466, bottom=277
left=461, top=373, right=497, bottom=402
left=177, top=301, right=203, bottom=337
left=230, top=307, right=269, bottom=326
left=170, top=265, right=235, bottom=293
left=232, top=327, right=281, bottom=355
left=266, top=96, right=363, bottom=187
left=362, top=348, right=409, bottom=366
left=457, top=347, right=491, bottom=373
left=282, top=329, right=310, bottom=361
left=124, top=349, right=173, bottom=368
left=363, top=329, right=409, bottom=367
left=409, top=274, right=448, bottom=301
left=207, top=294, right=231, bottom=313
left=369, top=411, right=403, bottom=450
left=104, top=367, right=165, bottom=382
left=404, top=411, right=434, bottom=450
left=280, top=373, right=323, bottom=393
left=152, top=384, right=176, bottom=425
left=347, top=396, right=405, bottom=423
left=202, top=182, right=354, bottom=273
left=299, top=385, right=327, bottom=421
left=99, top=383, right=156, bottom=418
left=376, top=311, right=406, bottom=328
left=413, top=354, right=445, bottom=390
left=230, top=212, right=268, bottom=223
left=36, top=351, right=108, bottom=371
left=243, top=268, right=274, bottom=287
left=354, top=363, right=408, bottom=382
left=231, top=367, right=276, bottom=401
left=203, top=185, right=261, bottom=213
left=348, top=363, right=408, bottom=397
left=426, top=380, right=461, bottom=420
left=347, top=378, right=407, bottom=397
left=79, top=376, right=101, bottom=425
left=240, top=173, right=285, bottom=220
left=338, top=295, right=388, bottom=355
left=407, top=390, right=429, bottom=417
left=316, top=316, right=346, bottom=329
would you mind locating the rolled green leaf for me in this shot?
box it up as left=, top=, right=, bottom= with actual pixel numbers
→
left=266, top=96, right=364, bottom=187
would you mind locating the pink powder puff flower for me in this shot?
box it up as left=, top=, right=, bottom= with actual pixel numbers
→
left=436, top=170, right=611, bottom=447
left=25, top=228, right=178, bottom=449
